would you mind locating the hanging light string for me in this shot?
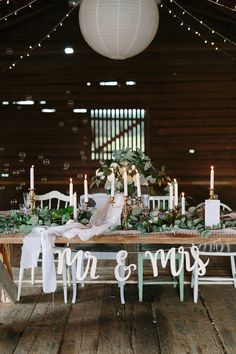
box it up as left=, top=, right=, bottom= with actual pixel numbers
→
left=1, top=2, right=80, bottom=73
left=0, top=0, right=39, bottom=23
left=162, top=0, right=236, bottom=61
left=207, top=0, right=236, bottom=12
left=165, top=0, right=236, bottom=47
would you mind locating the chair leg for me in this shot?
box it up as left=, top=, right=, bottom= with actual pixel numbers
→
left=190, top=269, right=195, bottom=288
left=31, top=267, right=35, bottom=285
left=193, top=267, right=199, bottom=303
left=71, top=260, right=77, bottom=304
left=67, top=267, right=71, bottom=287
left=178, top=257, right=184, bottom=302
left=62, top=262, right=67, bottom=304
left=230, top=256, right=236, bottom=288
left=138, top=254, right=144, bottom=302
left=118, top=258, right=125, bottom=304
left=80, top=259, right=85, bottom=288
left=17, top=267, right=24, bottom=301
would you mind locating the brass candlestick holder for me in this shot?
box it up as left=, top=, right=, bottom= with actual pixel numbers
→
left=169, top=207, right=179, bottom=220
left=122, top=196, right=132, bottom=230
left=83, top=200, right=89, bottom=210
left=136, top=196, right=142, bottom=208
left=29, top=188, right=36, bottom=214
left=109, top=196, right=115, bottom=204
left=209, top=188, right=215, bottom=200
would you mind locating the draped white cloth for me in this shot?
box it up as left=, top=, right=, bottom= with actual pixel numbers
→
left=20, top=194, right=124, bottom=293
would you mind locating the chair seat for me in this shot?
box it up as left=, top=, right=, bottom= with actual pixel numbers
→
left=75, top=243, right=124, bottom=253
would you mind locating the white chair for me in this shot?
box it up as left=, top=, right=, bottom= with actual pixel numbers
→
left=138, top=195, right=184, bottom=302
left=191, top=202, right=235, bottom=303
left=35, top=190, right=71, bottom=209
left=17, top=191, right=71, bottom=302
left=73, top=192, right=125, bottom=304
left=80, top=193, right=109, bottom=209
left=149, top=196, right=171, bottom=210
left=70, top=244, right=125, bottom=304
left=195, top=202, right=232, bottom=212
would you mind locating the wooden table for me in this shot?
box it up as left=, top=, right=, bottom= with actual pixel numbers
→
left=0, top=231, right=236, bottom=303
left=1, top=231, right=236, bottom=245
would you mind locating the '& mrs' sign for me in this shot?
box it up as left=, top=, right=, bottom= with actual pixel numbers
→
left=56, top=246, right=209, bottom=281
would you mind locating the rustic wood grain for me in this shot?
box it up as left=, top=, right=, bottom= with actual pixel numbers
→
left=97, top=284, right=160, bottom=354
left=0, top=258, right=17, bottom=303
left=0, top=231, right=236, bottom=245
left=200, top=285, right=236, bottom=354
left=59, top=285, right=104, bottom=354
left=0, top=287, right=41, bottom=354
left=152, top=286, right=225, bottom=354
left=0, top=232, right=236, bottom=245
left=13, top=290, right=71, bottom=354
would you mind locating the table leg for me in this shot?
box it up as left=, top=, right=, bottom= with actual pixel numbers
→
left=0, top=245, right=17, bottom=303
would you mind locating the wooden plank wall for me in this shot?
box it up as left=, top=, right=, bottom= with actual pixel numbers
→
left=0, top=4, right=235, bottom=209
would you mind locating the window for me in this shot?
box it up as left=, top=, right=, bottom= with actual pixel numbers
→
left=90, top=108, right=145, bottom=160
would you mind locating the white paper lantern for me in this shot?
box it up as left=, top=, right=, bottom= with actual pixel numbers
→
left=79, top=0, right=159, bottom=60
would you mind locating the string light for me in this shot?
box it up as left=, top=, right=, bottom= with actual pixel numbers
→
left=0, top=0, right=38, bottom=23
left=163, top=0, right=236, bottom=61
left=1, top=2, right=80, bottom=73
left=207, top=0, right=236, bottom=12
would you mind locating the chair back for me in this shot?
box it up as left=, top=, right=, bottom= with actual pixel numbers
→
left=149, top=196, right=170, bottom=210
left=80, top=193, right=109, bottom=208
left=35, top=190, right=70, bottom=210
left=195, top=202, right=232, bottom=212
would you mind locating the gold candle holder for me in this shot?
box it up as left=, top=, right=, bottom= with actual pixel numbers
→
left=83, top=201, right=88, bottom=210
left=122, top=196, right=131, bottom=230
left=29, top=188, right=36, bottom=214
left=209, top=188, right=215, bottom=200
left=136, top=196, right=142, bottom=208
left=169, top=208, right=178, bottom=219
left=109, top=196, right=115, bottom=204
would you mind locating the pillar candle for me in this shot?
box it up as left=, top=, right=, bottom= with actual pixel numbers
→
left=168, top=183, right=173, bottom=210
left=110, top=169, right=115, bottom=197
left=135, top=170, right=141, bottom=198
left=123, top=168, right=128, bottom=197
left=210, top=166, right=214, bottom=190
left=30, top=165, right=34, bottom=190
left=174, top=178, right=178, bottom=207
left=181, top=192, right=185, bottom=215
left=73, top=192, right=77, bottom=219
left=69, top=178, right=73, bottom=206
left=84, top=174, right=88, bottom=202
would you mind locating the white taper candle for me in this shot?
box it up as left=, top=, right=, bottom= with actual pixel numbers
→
left=181, top=192, right=185, bottom=215
left=30, top=165, right=34, bottom=190
left=84, top=174, right=88, bottom=203
left=210, top=166, right=214, bottom=190
left=123, top=168, right=128, bottom=197
left=169, top=182, right=173, bottom=210
left=69, top=178, right=73, bottom=206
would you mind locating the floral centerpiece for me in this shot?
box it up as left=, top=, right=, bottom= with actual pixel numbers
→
left=91, top=147, right=170, bottom=195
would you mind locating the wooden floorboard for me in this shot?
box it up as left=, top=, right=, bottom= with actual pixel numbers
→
left=0, top=283, right=236, bottom=353
left=0, top=287, right=41, bottom=354
left=151, top=285, right=225, bottom=354
left=97, top=284, right=160, bottom=354
left=13, top=290, right=71, bottom=354
left=59, top=285, right=104, bottom=354
left=200, top=285, right=236, bottom=354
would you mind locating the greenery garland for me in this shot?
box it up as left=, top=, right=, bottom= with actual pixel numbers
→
left=0, top=206, right=235, bottom=238
left=0, top=207, right=93, bottom=234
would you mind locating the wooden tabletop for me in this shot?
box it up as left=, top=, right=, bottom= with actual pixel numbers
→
left=0, top=231, right=235, bottom=244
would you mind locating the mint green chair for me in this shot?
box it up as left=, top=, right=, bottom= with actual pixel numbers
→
left=137, top=196, right=184, bottom=302
left=138, top=245, right=184, bottom=302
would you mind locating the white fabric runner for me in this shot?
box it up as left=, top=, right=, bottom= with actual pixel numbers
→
left=20, top=194, right=124, bottom=293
